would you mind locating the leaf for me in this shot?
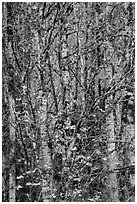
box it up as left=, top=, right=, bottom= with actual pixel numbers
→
left=17, top=175, right=24, bottom=179
left=16, top=185, right=23, bottom=190
left=71, top=146, right=77, bottom=151
left=86, top=162, right=92, bottom=167
left=32, top=183, right=41, bottom=186
left=26, top=182, right=32, bottom=186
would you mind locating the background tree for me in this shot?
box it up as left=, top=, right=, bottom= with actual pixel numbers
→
left=2, top=2, right=135, bottom=202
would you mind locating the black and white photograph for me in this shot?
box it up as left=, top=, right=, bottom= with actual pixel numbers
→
left=2, top=2, right=135, bottom=202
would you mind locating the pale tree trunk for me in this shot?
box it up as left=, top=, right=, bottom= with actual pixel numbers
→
left=2, top=3, right=9, bottom=201
left=3, top=3, right=16, bottom=201
left=35, top=30, right=52, bottom=201
left=104, top=4, right=119, bottom=201
left=73, top=4, right=79, bottom=103
left=74, top=4, right=85, bottom=110
left=62, top=23, right=72, bottom=108
left=94, top=6, right=105, bottom=99
left=39, top=97, right=52, bottom=201
left=105, top=47, right=119, bottom=201
left=8, top=96, right=16, bottom=202
left=119, top=3, right=135, bottom=201
left=112, top=3, right=135, bottom=201
left=106, top=103, right=119, bottom=202
left=84, top=2, right=89, bottom=108
left=58, top=25, right=66, bottom=111
left=105, top=46, right=119, bottom=201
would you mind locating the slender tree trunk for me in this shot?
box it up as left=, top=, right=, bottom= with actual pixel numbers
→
left=84, top=2, right=89, bottom=109
left=35, top=30, right=52, bottom=201
left=39, top=97, right=52, bottom=201
left=8, top=95, right=16, bottom=201
left=2, top=3, right=9, bottom=201
left=105, top=47, right=119, bottom=202
left=74, top=4, right=85, bottom=110
left=3, top=2, right=16, bottom=201
left=104, top=4, right=119, bottom=201
left=106, top=109, right=119, bottom=201
left=122, top=3, right=135, bottom=201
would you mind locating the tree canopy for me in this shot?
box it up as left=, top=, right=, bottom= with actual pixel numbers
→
left=2, top=2, right=135, bottom=202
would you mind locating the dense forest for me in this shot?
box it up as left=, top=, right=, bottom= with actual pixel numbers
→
left=2, top=2, right=135, bottom=202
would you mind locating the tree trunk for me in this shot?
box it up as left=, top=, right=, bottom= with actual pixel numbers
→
left=35, top=30, right=53, bottom=201
left=105, top=47, right=119, bottom=202
left=8, top=95, right=16, bottom=201
left=104, top=4, right=119, bottom=201
left=39, top=98, right=52, bottom=201
left=3, top=2, right=16, bottom=201
left=74, top=4, right=85, bottom=111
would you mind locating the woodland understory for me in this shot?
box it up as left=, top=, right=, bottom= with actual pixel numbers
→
left=2, top=2, right=135, bottom=202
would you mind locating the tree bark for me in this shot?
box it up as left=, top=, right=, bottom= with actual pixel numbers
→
left=35, top=30, right=53, bottom=201
left=8, top=95, right=16, bottom=202
left=74, top=4, right=85, bottom=111
left=39, top=98, right=52, bottom=201
left=105, top=44, right=119, bottom=203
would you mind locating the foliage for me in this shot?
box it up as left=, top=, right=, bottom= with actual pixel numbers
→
left=2, top=2, right=135, bottom=202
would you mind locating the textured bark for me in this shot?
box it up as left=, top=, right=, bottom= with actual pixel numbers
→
left=39, top=99, right=52, bottom=201
left=104, top=4, right=119, bottom=201
left=105, top=52, right=119, bottom=202
left=3, top=3, right=16, bottom=201
left=106, top=110, right=119, bottom=201
left=9, top=96, right=16, bottom=201
left=123, top=3, right=135, bottom=200
left=74, top=4, right=85, bottom=110
left=36, top=29, right=52, bottom=201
